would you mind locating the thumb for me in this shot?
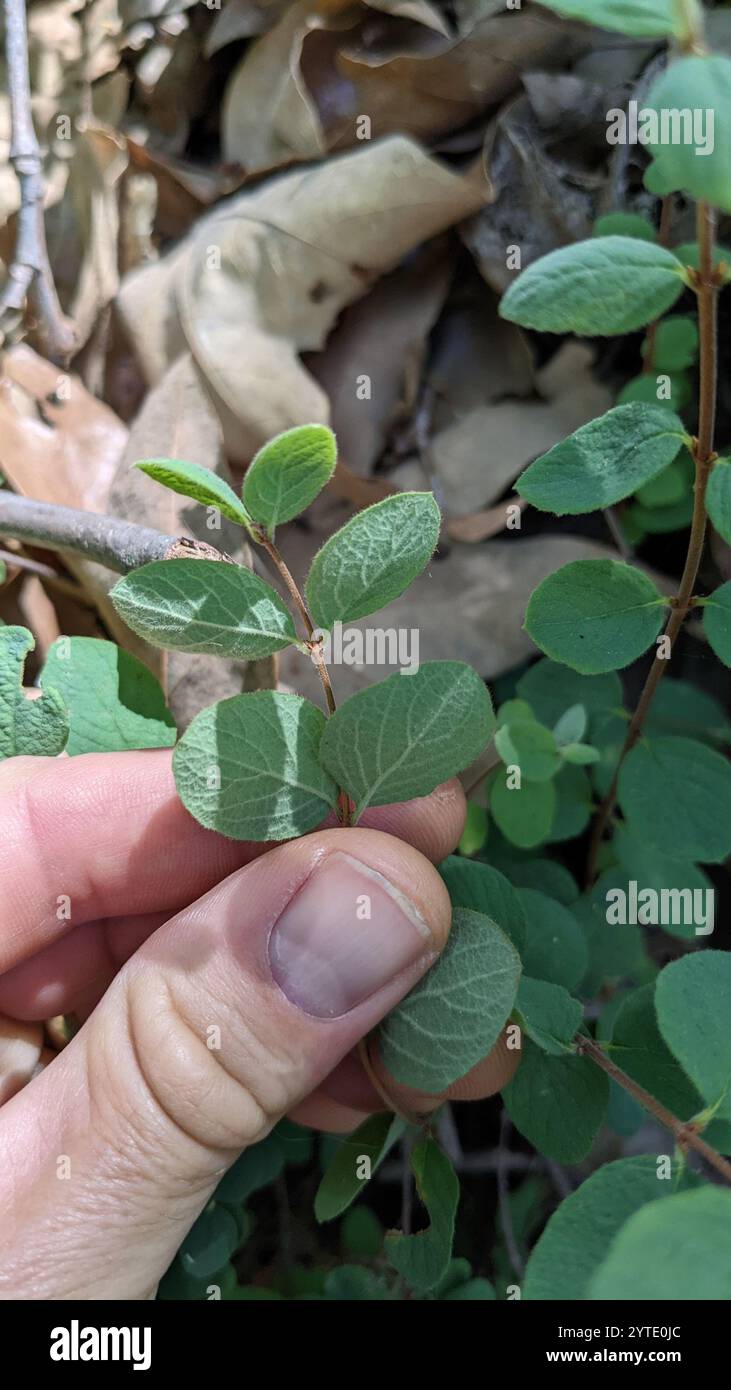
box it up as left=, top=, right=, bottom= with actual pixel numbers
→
left=0, top=828, right=450, bottom=1300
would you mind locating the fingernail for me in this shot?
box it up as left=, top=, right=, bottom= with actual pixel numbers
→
left=268, top=851, right=433, bottom=1019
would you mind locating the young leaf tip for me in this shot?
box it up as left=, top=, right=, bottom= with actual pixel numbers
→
left=243, top=423, right=337, bottom=533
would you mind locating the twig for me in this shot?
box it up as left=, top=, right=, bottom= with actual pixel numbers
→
left=0, top=544, right=94, bottom=603
left=576, top=1035, right=731, bottom=1185
left=586, top=202, right=720, bottom=883
left=0, top=0, right=76, bottom=362
left=0, top=493, right=179, bottom=572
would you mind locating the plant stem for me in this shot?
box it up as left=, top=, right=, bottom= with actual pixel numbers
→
left=0, top=493, right=180, bottom=571
left=0, top=545, right=93, bottom=603
left=641, top=195, right=672, bottom=374
left=255, top=531, right=351, bottom=824
left=576, top=1036, right=731, bottom=1184
left=586, top=202, right=719, bottom=884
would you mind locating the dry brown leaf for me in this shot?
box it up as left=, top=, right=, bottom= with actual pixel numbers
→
left=65, top=122, right=128, bottom=348
left=447, top=496, right=528, bottom=543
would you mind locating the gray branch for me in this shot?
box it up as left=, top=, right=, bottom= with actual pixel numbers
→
left=0, top=493, right=178, bottom=572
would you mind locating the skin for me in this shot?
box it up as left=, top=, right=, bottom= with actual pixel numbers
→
left=0, top=750, right=517, bottom=1299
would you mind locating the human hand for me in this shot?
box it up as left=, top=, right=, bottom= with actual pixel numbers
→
left=0, top=750, right=516, bottom=1299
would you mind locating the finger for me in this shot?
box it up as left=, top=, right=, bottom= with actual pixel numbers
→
left=0, top=828, right=451, bottom=1299
left=0, top=750, right=465, bottom=975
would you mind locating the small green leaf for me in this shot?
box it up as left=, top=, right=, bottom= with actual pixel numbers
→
left=618, top=735, right=731, bottom=862
left=553, top=703, right=587, bottom=746
left=500, top=237, right=686, bottom=337
left=315, top=1115, right=405, bottom=1223
left=593, top=212, right=656, bottom=240
left=611, top=984, right=701, bottom=1118
left=378, top=907, right=521, bottom=1094
left=385, top=1137, right=459, bottom=1292
left=642, top=57, right=731, bottom=214
left=439, top=855, right=527, bottom=955
left=172, top=691, right=338, bottom=840
left=215, top=1130, right=286, bottom=1204
left=702, top=580, right=731, bottom=667
left=323, top=1266, right=392, bottom=1300
left=0, top=627, right=68, bottom=760
left=517, top=659, right=621, bottom=729
left=134, top=457, right=251, bottom=526
left=40, top=637, right=176, bottom=755
left=305, top=492, right=440, bottom=630
left=525, top=559, right=666, bottom=674
left=517, top=888, right=588, bottom=991
left=706, top=460, right=731, bottom=545
left=457, top=801, right=488, bottom=856
left=546, top=763, right=593, bottom=842
left=609, top=824, right=713, bottom=942
left=643, top=316, right=698, bottom=372
left=574, top=892, right=652, bottom=994
left=635, top=452, right=690, bottom=508
left=489, top=769, right=556, bottom=850
left=561, top=742, right=599, bottom=765
left=242, top=424, right=337, bottom=533
left=341, top=1206, right=384, bottom=1259
left=535, top=0, right=688, bottom=39
left=495, top=717, right=559, bottom=783
left=673, top=241, right=731, bottom=271
left=110, top=559, right=298, bottom=660
left=617, top=371, right=691, bottom=411
left=646, top=677, right=730, bottom=746
left=503, top=1039, right=609, bottom=1164
left=514, top=976, right=582, bottom=1056
left=524, top=1156, right=684, bottom=1301
left=626, top=493, right=694, bottom=535
left=655, top=951, right=731, bottom=1122
left=517, top=404, right=686, bottom=515
left=589, top=1189, right=731, bottom=1300
left=179, top=1202, right=241, bottom=1279
left=319, top=661, right=494, bottom=820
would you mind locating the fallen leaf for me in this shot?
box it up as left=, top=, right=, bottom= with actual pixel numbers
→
left=447, top=496, right=528, bottom=543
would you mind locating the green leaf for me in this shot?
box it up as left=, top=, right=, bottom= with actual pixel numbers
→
left=561, top=742, right=599, bottom=765
left=439, top=855, right=527, bottom=955
left=525, top=559, right=666, bottom=674
left=626, top=492, right=694, bottom=534
left=516, top=659, right=621, bottom=729
left=646, top=677, right=730, bottom=746
left=500, top=238, right=686, bottom=337
left=524, top=1156, right=684, bottom=1301
left=642, top=57, right=731, bottom=214
left=673, top=241, right=731, bottom=271
left=589, top=1189, right=731, bottom=1300
left=502, top=1039, right=609, bottom=1164
left=385, top=1137, right=459, bottom=1292
left=378, top=907, right=521, bottom=1093
left=635, top=452, right=690, bottom=508
left=574, top=893, right=651, bottom=994
left=553, top=703, right=587, bottom=746
left=40, top=637, right=176, bottom=755
left=215, top=1130, right=286, bottom=1204
left=0, top=627, right=68, bottom=760
left=593, top=211, right=656, bottom=240
left=609, top=824, right=714, bottom=942
left=341, top=1206, right=384, bottom=1259
left=535, top=0, right=688, bottom=39
left=500, top=857, right=579, bottom=905
left=489, top=769, right=556, bottom=850
left=516, top=404, right=686, bottom=516
left=703, top=580, right=731, bottom=667
left=643, top=316, right=698, bottom=372
left=110, top=559, right=298, bottom=660
left=655, top=951, right=731, bottom=1122
left=315, top=1114, right=405, bottom=1223
left=172, top=691, right=338, bottom=840
left=617, top=370, right=691, bottom=411
left=514, top=976, right=582, bottom=1056
left=546, top=763, right=593, bottom=842
left=179, top=1202, right=241, bottom=1280
left=443, top=1278, right=495, bottom=1301
left=611, top=984, right=702, bottom=1119
left=618, top=735, right=731, bottom=863
left=305, top=492, right=441, bottom=630
left=457, top=801, right=488, bottom=856
left=134, top=457, right=251, bottom=527
left=495, top=717, right=560, bottom=782
left=319, top=661, right=494, bottom=820
left=323, top=1266, right=392, bottom=1301
left=706, top=460, right=731, bottom=545
left=517, top=888, right=588, bottom=991
left=242, top=424, right=337, bottom=534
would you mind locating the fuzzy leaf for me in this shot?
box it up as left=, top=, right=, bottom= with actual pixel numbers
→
left=242, top=425, right=337, bottom=533
left=517, top=404, right=686, bottom=515
left=134, top=457, right=251, bottom=526
left=525, top=559, right=666, bottom=674
left=0, top=627, right=68, bottom=760
left=644, top=316, right=698, bottom=372
left=305, top=492, right=441, bottom=630
left=517, top=660, right=622, bottom=729
left=110, top=558, right=298, bottom=660
left=503, top=1039, right=609, bottom=1164
left=618, top=735, right=731, bottom=863
left=703, top=580, right=731, bottom=667
left=489, top=769, right=556, bottom=850
left=500, top=237, right=686, bottom=337
left=385, top=1138, right=459, bottom=1292
left=378, top=906, right=521, bottom=1094
left=706, top=461, right=731, bottom=545
left=438, top=856, right=527, bottom=955
left=517, top=888, right=588, bottom=991
left=315, top=1115, right=405, bottom=1223
left=172, top=691, right=338, bottom=840
left=524, top=1156, right=685, bottom=1301
left=495, top=717, right=560, bottom=783
left=319, top=661, right=494, bottom=820
left=514, top=976, right=582, bottom=1056
left=589, top=1189, right=731, bottom=1300
left=655, top=951, right=731, bottom=1122
left=643, top=57, right=731, bottom=214
left=553, top=703, right=587, bottom=746
left=40, top=637, right=176, bottom=755
left=610, top=984, right=701, bottom=1119
left=536, top=0, right=687, bottom=38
